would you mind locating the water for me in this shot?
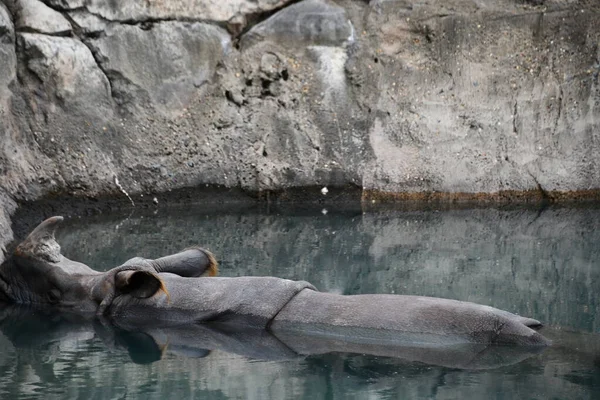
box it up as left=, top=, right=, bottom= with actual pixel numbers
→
left=1, top=204, right=600, bottom=399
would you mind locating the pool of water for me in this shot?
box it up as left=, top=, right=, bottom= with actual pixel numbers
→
left=1, top=204, right=600, bottom=399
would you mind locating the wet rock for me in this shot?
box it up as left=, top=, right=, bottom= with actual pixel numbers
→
left=242, top=0, right=354, bottom=48
left=15, top=0, right=72, bottom=35
left=89, top=22, right=230, bottom=114
left=19, top=33, right=112, bottom=111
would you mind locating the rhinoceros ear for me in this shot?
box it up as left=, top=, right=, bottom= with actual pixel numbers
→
left=115, top=270, right=169, bottom=300
left=151, top=247, right=218, bottom=277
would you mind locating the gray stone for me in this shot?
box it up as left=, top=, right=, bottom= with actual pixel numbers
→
left=19, top=33, right=112, bottom=111
left=0, top=3, right=12, bottom=38
left=68, top=10, right=107, bottom=35
left=242, top=0, right=354, bottom=48
left=56, top=0, right=295, bottom=30
left=356, top=2, right=600, bottom=194
left=0, top=4, right=17, bottom=207
left=89, top=22, right=231, bottom=114
left=0, top=3, right=16, bottom=100
left=43, top=0, right=85, bottom=9
left=15, top=0, right=72, bottom=35
left=0, top=190, right=16, bottom=266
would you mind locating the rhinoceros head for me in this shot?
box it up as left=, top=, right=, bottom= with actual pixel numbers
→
left=0, top=216, right=100, bottom=308
left=0, top=216, right=216, bottom=314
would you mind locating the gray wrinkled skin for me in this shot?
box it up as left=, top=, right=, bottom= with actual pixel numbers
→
left=271, top=290, right=548, bottom=347
left=0, top=216, right=550, bottom=369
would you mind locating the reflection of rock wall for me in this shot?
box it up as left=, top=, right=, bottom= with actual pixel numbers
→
left=0, top=324, right=599, bottom=399
left=56, top=206, right=600, bottom=332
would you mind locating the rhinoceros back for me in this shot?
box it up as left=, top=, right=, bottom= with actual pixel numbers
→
left=270, top=291, right=551, bottom=347
left=109, top=276, right=316, bottom=329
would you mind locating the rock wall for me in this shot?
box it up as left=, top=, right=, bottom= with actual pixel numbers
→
left=0, top=0, right=599, bottom=255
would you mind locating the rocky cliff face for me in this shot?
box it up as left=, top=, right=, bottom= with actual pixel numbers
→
left=0, top=0, right=599, bottom=257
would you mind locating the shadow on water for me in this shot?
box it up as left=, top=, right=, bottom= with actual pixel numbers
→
left=1, top=204, right=599, bottom=398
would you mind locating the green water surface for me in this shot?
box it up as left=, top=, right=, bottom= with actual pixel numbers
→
left=1, top=204, right=599, bottom=399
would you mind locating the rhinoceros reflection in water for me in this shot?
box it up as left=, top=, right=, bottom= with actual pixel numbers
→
left=0, top=303, right=546, bottom=369
left=0, top=216, right=550, bottom=368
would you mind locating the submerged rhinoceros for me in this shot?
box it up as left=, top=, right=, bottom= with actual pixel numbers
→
left=0, top=216, right=550, bottom=358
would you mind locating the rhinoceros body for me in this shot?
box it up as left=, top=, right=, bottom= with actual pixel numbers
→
left=0, top=216, right=550, bottom=368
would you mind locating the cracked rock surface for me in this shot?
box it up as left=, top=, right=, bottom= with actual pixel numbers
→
left=0, top=0, right=600, bottom=257
left=43, top=0, right=296, bottom=31
left=88, top=22, right=231, bottom=115
left=0, top=2, right=15, bottom=101
left=19, top=33, right=112, bottom=110
left=0, top=2, right=18, bottom=263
